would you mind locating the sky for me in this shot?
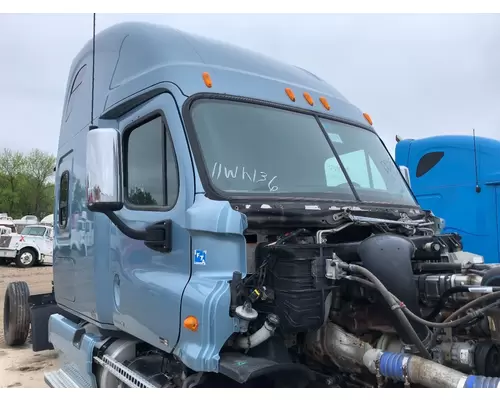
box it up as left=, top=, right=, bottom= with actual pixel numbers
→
left=1, top=13, right=499, bottom=156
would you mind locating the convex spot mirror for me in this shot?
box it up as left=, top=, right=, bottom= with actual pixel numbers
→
left=85, top=127, right=123, bottom=212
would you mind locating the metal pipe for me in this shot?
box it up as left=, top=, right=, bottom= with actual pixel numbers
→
left=363, top=349, right=500, bottom=388
left=315, top=222, right=353, bottom=244
left=234, top=314, right=279, bottom=349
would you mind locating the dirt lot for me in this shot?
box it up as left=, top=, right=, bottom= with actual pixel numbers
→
left=0, top=265, right=57, bottom=388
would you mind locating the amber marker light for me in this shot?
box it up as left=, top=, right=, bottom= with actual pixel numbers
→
left=183, top=316, right=199, bottom=332
left=303, top=92, right=314, bottom=106
left=319, top=96, right=331, bottom=111
left=202, top=72, right=212, bottom=88
left=285, top=88, right=296, bottom=102
left=363, top=112, right=373, bottom=125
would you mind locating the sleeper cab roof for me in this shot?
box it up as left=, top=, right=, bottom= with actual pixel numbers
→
left=63, top=21, right=369, bottom=132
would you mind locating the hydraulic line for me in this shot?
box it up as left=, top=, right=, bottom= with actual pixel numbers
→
left=428, top=290, right=500, bottom=348
left=424, top=286, right=470, bottom=321
left=348, top=276, right=500, bottom=329
left=342, top=264, right=431, bottom=359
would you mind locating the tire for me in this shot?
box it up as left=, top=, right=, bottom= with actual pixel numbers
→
left=3, top=281, right=31, bottom=346
left=15, top=248, right=36, bottom=268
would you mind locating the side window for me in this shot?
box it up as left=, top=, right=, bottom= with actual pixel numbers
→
left=125, top=115, right=179, bottom=208
left=59, top=171, right=70, bottom=228
left=416, top=151, right=445, bottom=178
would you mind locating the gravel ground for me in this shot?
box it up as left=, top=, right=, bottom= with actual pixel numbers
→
left=0, top=264, right=57, bottom=388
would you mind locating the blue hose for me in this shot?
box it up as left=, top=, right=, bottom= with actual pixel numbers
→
left=463, top=376, right=500, bottom=388
left=377, top=351, right=500, bottom=388
left=379, top=352, right=409, bottom=381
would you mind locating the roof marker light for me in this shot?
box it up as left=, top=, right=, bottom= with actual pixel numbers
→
left=285, top=88, right=296, bottom=102
left=363, top=112, right=373, bottom=125
left=202, top=72, right=212, bottom=88
left=303, top=92, right=314, bottom=106
left=319, top=96, right=331, bottom=111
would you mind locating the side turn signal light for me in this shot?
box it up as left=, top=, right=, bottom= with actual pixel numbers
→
left=183, top=315, right=199, bottom=332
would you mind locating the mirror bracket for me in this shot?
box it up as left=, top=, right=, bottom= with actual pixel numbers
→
left=104, top=211, right=172, bottom=254
left=144, top=220, right=173, bottom=253
left=88, top=202, right=123, bottom=213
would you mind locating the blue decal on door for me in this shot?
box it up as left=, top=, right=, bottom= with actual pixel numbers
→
left=194, top=249, right=207, bottom=265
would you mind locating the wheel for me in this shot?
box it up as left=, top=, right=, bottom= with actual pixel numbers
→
left=3, top=281, right=31, bottom=346
left=15, top=248, right=36, bottom=268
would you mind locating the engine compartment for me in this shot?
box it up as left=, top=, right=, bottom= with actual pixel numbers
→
left=226, top=206, right=500, bottom=388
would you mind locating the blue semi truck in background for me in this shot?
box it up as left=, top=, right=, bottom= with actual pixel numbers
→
left=395, top=134, right=500, bottom=264
left=3, top=21, right=500, bottom=389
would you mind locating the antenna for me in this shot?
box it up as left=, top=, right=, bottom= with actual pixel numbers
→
left=89, top=13, right=97, bottom=131
left=472, top=128, right=480, bottom=193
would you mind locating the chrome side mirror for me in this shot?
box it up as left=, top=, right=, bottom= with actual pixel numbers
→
left=86, top=128, right=123, bottom=212
left=85, top=127, right=173, bottom=253
left=399, top=165, right=411, bottom=188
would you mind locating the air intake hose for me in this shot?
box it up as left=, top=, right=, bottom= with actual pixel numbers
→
left=363, top=349, right=500, bottom=388
left=357, top=234, right=430, bottom=344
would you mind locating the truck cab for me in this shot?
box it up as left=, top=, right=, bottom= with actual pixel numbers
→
left=395, top=134, right=500, bottom=263
left=5, top=22, right=500, bottom=390
left=45, top=22, right=421, bottom=388
left=0, top=216, right=16, bottom=234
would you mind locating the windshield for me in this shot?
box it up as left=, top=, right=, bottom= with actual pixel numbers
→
left=21, top=226, right=46, bottom=236
left=189, top=99, right=417, bottom=207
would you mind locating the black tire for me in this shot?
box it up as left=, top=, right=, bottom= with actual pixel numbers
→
left=15, top=248, right=36, bottom=268
left=3, top=281, right=31, bottom=346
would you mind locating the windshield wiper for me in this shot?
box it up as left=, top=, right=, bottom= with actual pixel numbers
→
left=347, top=214, right=429, bottom=227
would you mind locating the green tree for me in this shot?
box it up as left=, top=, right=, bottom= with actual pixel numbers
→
left=0, top=149, right=25, bottom=215
left=128, top=187, right=158, bottom=206
left=0, top=147, right=56, bottom=219
left=24, top=149, right=56, bottom=217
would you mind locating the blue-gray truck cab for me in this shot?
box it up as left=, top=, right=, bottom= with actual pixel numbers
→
left=4, top=22, right=500, bottom=389
left=395, top=135, right=500, bottom=264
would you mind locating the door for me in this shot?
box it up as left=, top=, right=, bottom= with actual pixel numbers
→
left=111, top=93, right=193, bottom=352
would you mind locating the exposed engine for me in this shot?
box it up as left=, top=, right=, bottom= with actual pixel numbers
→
left=228, top=207, right=500, bottom=388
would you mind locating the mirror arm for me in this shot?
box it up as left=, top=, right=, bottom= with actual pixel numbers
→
left=103, top=210, right=173, bottom=253
left=103, top=210, right=147, bottom=241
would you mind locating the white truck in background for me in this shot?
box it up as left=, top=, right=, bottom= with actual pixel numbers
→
left=0, top=224, right=53, bottom=267
left=12, top=215, right=40, bottom=233
left=0, top=215, right=16, bottom=234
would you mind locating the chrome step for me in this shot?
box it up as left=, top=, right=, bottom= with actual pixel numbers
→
left=44, top=363, right=94, bottom=388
